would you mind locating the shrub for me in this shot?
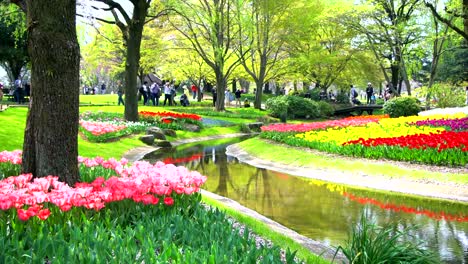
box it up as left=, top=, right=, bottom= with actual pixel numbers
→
left=285, top=96, right=320, bottom=119
left=430, top=83, right=466, bottom=108
left=334, top=213, right=438, bottom=264
left=265, top=96, right=288, bottom=121
left=335, top=91, right=350, bottom=104
left=316, top=101, right=334, bottom=118
left=239, top=123, right=252, bottom=133
left=266, top=96, right=321, bottom=120
left=383, top=97, right=420, bottom=117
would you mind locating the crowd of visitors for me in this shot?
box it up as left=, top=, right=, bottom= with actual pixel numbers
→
left=0, top=78, right=31, bottom=104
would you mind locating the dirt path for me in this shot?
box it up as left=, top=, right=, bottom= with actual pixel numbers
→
left=226, top=143, right=468, bottom=203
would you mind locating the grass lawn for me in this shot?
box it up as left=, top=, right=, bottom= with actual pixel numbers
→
left=237, top=138, right=468, bottom=185
left=1, top=105, right=253, bottom=158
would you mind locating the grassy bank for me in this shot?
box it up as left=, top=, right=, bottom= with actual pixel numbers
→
left=202, top=195, right=331, bottom=264
left=237, top=137, right=468, bottom=185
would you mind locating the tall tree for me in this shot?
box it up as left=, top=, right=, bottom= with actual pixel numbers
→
left=166, top=0, right=243, bottom=111
left=11, top=0, right=81, bottom=185
left=0, top=3, right=28, bottom=84
left=286, top=1, right=359, bottom=93
left=81, top=22, right=125, bottom=87
left=235, top=0, right=290, bottom=109
left=352, top=0, right=423, bottom=95
left=85, top=0, right=166, bottom=121
left=424, top=0, right=468, bottom=41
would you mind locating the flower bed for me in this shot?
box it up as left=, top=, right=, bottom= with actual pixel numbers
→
left=79, top=120, right=150, bottom=142
left=0, top=151, right=300, bottom=263
left=139, top=111, right=203, bottom=131
left=261, top=115, right=389, bottom=133
left=0, top=150, right=206, bottom=221
left=260, top=113, right=468, bottom=166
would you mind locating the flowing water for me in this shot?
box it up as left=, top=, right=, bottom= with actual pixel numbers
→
left=143, top=136, right=468, bottom=263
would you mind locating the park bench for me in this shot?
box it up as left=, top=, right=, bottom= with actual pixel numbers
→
left=334, top=105, right=383, bottom=116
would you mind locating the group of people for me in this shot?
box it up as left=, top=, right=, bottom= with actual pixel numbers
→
left=5, top=78, right=31, bottom=104
left=83, top=83, right=106, bottom=95
left=212, top=88, right=247, bottom=107
left=137, top=81, right=191, bottom=107
left=350, top=83, right=377, bottom=106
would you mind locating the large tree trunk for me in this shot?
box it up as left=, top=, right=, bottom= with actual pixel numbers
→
left=254, top=80, right=263, bottom=109
left=124, top=0, right=147, bottom=122
left=215, top=69, right=226, bottom=111
left=22, top=0, right=80, bottom=185
left=400, top=58, right=411, bottom=95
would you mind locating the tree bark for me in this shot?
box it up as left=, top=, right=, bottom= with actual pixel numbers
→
left=124, top=0, right=148, bottom=122
left=254, top=80, right=263, bottom=109
left=22, top=0, right=80, bottom=185
left=215, top=69, right=226, bottom=111
left=400, top=57, right=412, bottom=95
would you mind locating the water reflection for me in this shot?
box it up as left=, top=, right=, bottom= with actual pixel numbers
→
left=143, top=137, right=468, bottom=263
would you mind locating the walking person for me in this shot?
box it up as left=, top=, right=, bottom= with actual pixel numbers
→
left=212, top=87, right=217, bottom=107
left=140, top=81, right=149, bottom=105
left=100, top=82, right=106, bottom=94
left=191, top=84, right=197, bottom=99
left=170, top=83, right=177, bottom=106
left=225, top=89, right=232, bottom=106
left=366, top=82, right=374, bottom=104
left=350, top=85, right=361, bottom=105
left=384, top=84, right=392, bottom=101
left=163, top=82, right=172, bottom=106
left=235, top=88, right=242, bottom=107
left=117, top=80, right=124, bottom=106
left=150, top=82, right=161, bottom=106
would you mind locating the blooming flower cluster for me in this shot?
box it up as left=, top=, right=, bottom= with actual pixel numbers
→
left=295, top=122, right=443, bottom=146
left=260, top=112, right=468, bottom=166
left=411, top=117, right=468, bottom=131
left=261, top=115, right=388, bottom=133
left=79, top=120, right=127, bottom=136
left=343, top=131, right=468, bottom=152
left=0, top=151, right=207, bottom=221
left=140, top=111, right=202, bottom=121
left=0, top=150, right=22, bottom=164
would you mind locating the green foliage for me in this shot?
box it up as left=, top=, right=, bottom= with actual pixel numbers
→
left=436, top=46, right=468, bottom=84
left=334, top=213, right=438, bottom=264
left=316, top=101, right=334, bottom=117
left=0, top=200, right=299, bottom=263
left=265, top=96, right=288, bottom=121
left=266, top=95, right=322, bottom=120
left=430, top=83, right=466, bottom=108
left=0, top=161, right=20, bottom=180
left=0, top=161, right=302, bottom=263
left=0, top=4, right=28, bottom=82
left=80, top=111, right=122, bottom=122
left=171, top=107, right=268, bottom=120
left=383, top=97, right=421, bottom=118
left=284, top=96, right=320, bottom=119
left=239, top=123, right=252, bottom=133
left=335, top=92, right=350, bottom=104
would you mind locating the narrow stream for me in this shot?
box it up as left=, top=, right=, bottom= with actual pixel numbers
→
left=143, top=136, right=468, bottom=263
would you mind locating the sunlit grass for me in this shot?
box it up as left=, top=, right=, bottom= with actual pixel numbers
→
left=238, top=137, right=468, bottom=185
left=202, top=195, right=331, bottom=264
